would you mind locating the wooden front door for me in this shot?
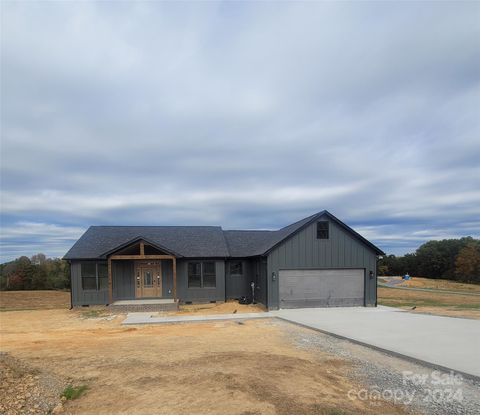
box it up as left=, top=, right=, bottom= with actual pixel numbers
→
left=136, top=265, right=162, bottom=298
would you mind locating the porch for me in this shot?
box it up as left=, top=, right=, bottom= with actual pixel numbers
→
left=107, top=239, right=178, bottom=304
left=110, top=298, right=179, bottom=312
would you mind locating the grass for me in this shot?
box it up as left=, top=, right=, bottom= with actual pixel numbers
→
left=61, top=385, right=88, bottom=400
left=0, top=308, right=37, bottom=312
left=378, top=285, right=480, bottom=319
left=378, top=286, right=480, bottom=307
left=80, top=309, right=109, bottom=318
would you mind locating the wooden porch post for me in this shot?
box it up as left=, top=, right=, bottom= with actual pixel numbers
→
left=172, top=257, right=177, bottom=301
left=108, top=258, right=113, bottom=305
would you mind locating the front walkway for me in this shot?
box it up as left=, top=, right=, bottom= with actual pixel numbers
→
left=123, top=311, right=270, bottom=325
left=274, top=306, right=480, bottom=379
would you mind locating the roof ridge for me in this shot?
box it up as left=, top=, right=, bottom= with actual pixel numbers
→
left=278, top=211, right=324, bottom=231
left=89, top=225, right=222, bottom=228
left=224, top=229, right=275, bottom=233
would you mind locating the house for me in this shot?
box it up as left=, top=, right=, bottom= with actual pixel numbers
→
left=63, top=210, right=384, bottom=309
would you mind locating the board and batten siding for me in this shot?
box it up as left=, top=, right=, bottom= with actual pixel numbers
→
left=176, top=259, right=226, bottom=303
left=71, top=261, right=109, bottom=306
left=112, top=261, right=134, bottom=301
left=225, top=259, right=250, bottom=299
left=266, top=215, right=378, bottom=309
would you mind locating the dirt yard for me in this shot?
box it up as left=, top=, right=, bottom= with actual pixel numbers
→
left=0, top=307, right=411, bottom=415
left=0, top=291, right=264, bottom=316
left=378, top=286, right=480, bottom=319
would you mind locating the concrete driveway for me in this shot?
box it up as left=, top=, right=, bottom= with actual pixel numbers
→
left=274, top=306, right=480, bottom=379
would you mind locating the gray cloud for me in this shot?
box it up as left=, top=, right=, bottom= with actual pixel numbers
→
left=1, top=1, right=479, bottom=261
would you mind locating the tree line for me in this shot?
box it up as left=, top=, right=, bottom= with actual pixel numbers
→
left=378, top=237, right=480, bottom=283
left=0, top=254, right=70, bottom=290
left=1, top=237, right=479, bottom=290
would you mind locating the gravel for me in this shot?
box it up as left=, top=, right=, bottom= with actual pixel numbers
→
left=272, top=319, right=480, bottom=415
left=0, top=352, right=68, bottom=415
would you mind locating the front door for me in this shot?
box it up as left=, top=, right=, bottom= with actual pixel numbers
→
left=136, top=265, right=162, bottom=298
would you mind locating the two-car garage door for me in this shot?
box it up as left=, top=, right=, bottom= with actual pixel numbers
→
left=279, top=269, right=365, bottom=309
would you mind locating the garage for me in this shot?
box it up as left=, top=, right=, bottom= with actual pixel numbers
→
left=279, top=269, right=365, bottom=309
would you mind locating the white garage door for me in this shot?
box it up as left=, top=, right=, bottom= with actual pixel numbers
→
left=279, top=269, right=365, bottom=309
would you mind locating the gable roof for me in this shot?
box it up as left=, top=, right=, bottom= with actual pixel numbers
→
left=63, top=226, right=230, bottom=260
left=63, top=210, right=384, bottom=260
left=224, top=211, right=384, bottom=257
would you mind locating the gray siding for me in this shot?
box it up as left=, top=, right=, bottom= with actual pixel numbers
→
left=71, top=261, right=109, bottom=306
left=254, top=258, right=268, bottom=306
left=112, top=261, right=134, bottom=300
left=225, top=259, right=267, bottom=306
left=162, top=260, right=174, bottom=298
left=267, top=215, right=378, bottom=309
left=225, top=260, right=250, bottom=299
left=176, top=259, right=226, bottom=303
left=72, top=259, right=175, bottom=305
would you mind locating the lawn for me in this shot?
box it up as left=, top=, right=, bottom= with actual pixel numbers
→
left=0, top=290, right=71, bottom=311
left=378, top=278, right=480, bottom=319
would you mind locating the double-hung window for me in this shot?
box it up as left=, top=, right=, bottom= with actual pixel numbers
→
left=81, top=262, right=108, bottom=290
left=188, top=262, right=216, bottom=288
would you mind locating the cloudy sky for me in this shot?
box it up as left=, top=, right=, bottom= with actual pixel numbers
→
left=1, top=1, right=479, bottom=262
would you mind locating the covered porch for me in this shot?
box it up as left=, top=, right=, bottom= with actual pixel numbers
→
left=106, top=239, right=178, bottom=304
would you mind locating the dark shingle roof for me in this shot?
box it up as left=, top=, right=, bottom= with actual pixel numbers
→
left=64, top=226, right=230, bottom=259
left=64, top=210, right=384, bottom=260
left=223, top=212, right=319, bottom=257
left=223, top=230, right=276, bottom=257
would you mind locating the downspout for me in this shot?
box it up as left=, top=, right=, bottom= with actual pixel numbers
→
left=68, top=260, right=73, bottom=310
left=375, top=255, right=382, bottom=307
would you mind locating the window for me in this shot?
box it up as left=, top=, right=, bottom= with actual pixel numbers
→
left=98, top=263, right=108, bottom=290
left=81, top=262, right=108, bottom=290
left=188, top=262, right=202, bottom=288
left=188, top=262, right=216, bottom=288
left=317, top=221, right=329, bottom=239
left=81, top=263, right=97, bottom=290
left=202, top=262, right=216, bottom=288
left=229, top=261, right=243, bottom=275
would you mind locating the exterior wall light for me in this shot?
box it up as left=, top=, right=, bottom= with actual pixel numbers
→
left=369, top=271, right=374, bottom=278
left=272, top=272, right=276, bottom=281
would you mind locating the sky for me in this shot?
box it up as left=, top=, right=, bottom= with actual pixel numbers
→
left=1, top=1, right=479, bottom=262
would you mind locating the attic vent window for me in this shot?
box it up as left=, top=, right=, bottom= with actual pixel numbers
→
left=316, top=221, right=329, bottom=239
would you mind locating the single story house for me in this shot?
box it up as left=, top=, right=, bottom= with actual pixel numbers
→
left=64, top=210, right=384, bottom=310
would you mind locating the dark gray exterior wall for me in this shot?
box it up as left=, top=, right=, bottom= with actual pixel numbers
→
left=161, top=260, right=174, bottom=298
left=112, top=261, right=135, bottom=300
left=225, top=259, right=250, bottom=299
left=176, top=259, right=226, bottom=303
left=70, top=261, right=109, bottom=306
left=253, top=257, right=268, bottom=306
left=225, top=259, right=267, bottom=306
left=266, top=215, right=378, bottom=309
left=71, top=259, right=175, bottom=305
